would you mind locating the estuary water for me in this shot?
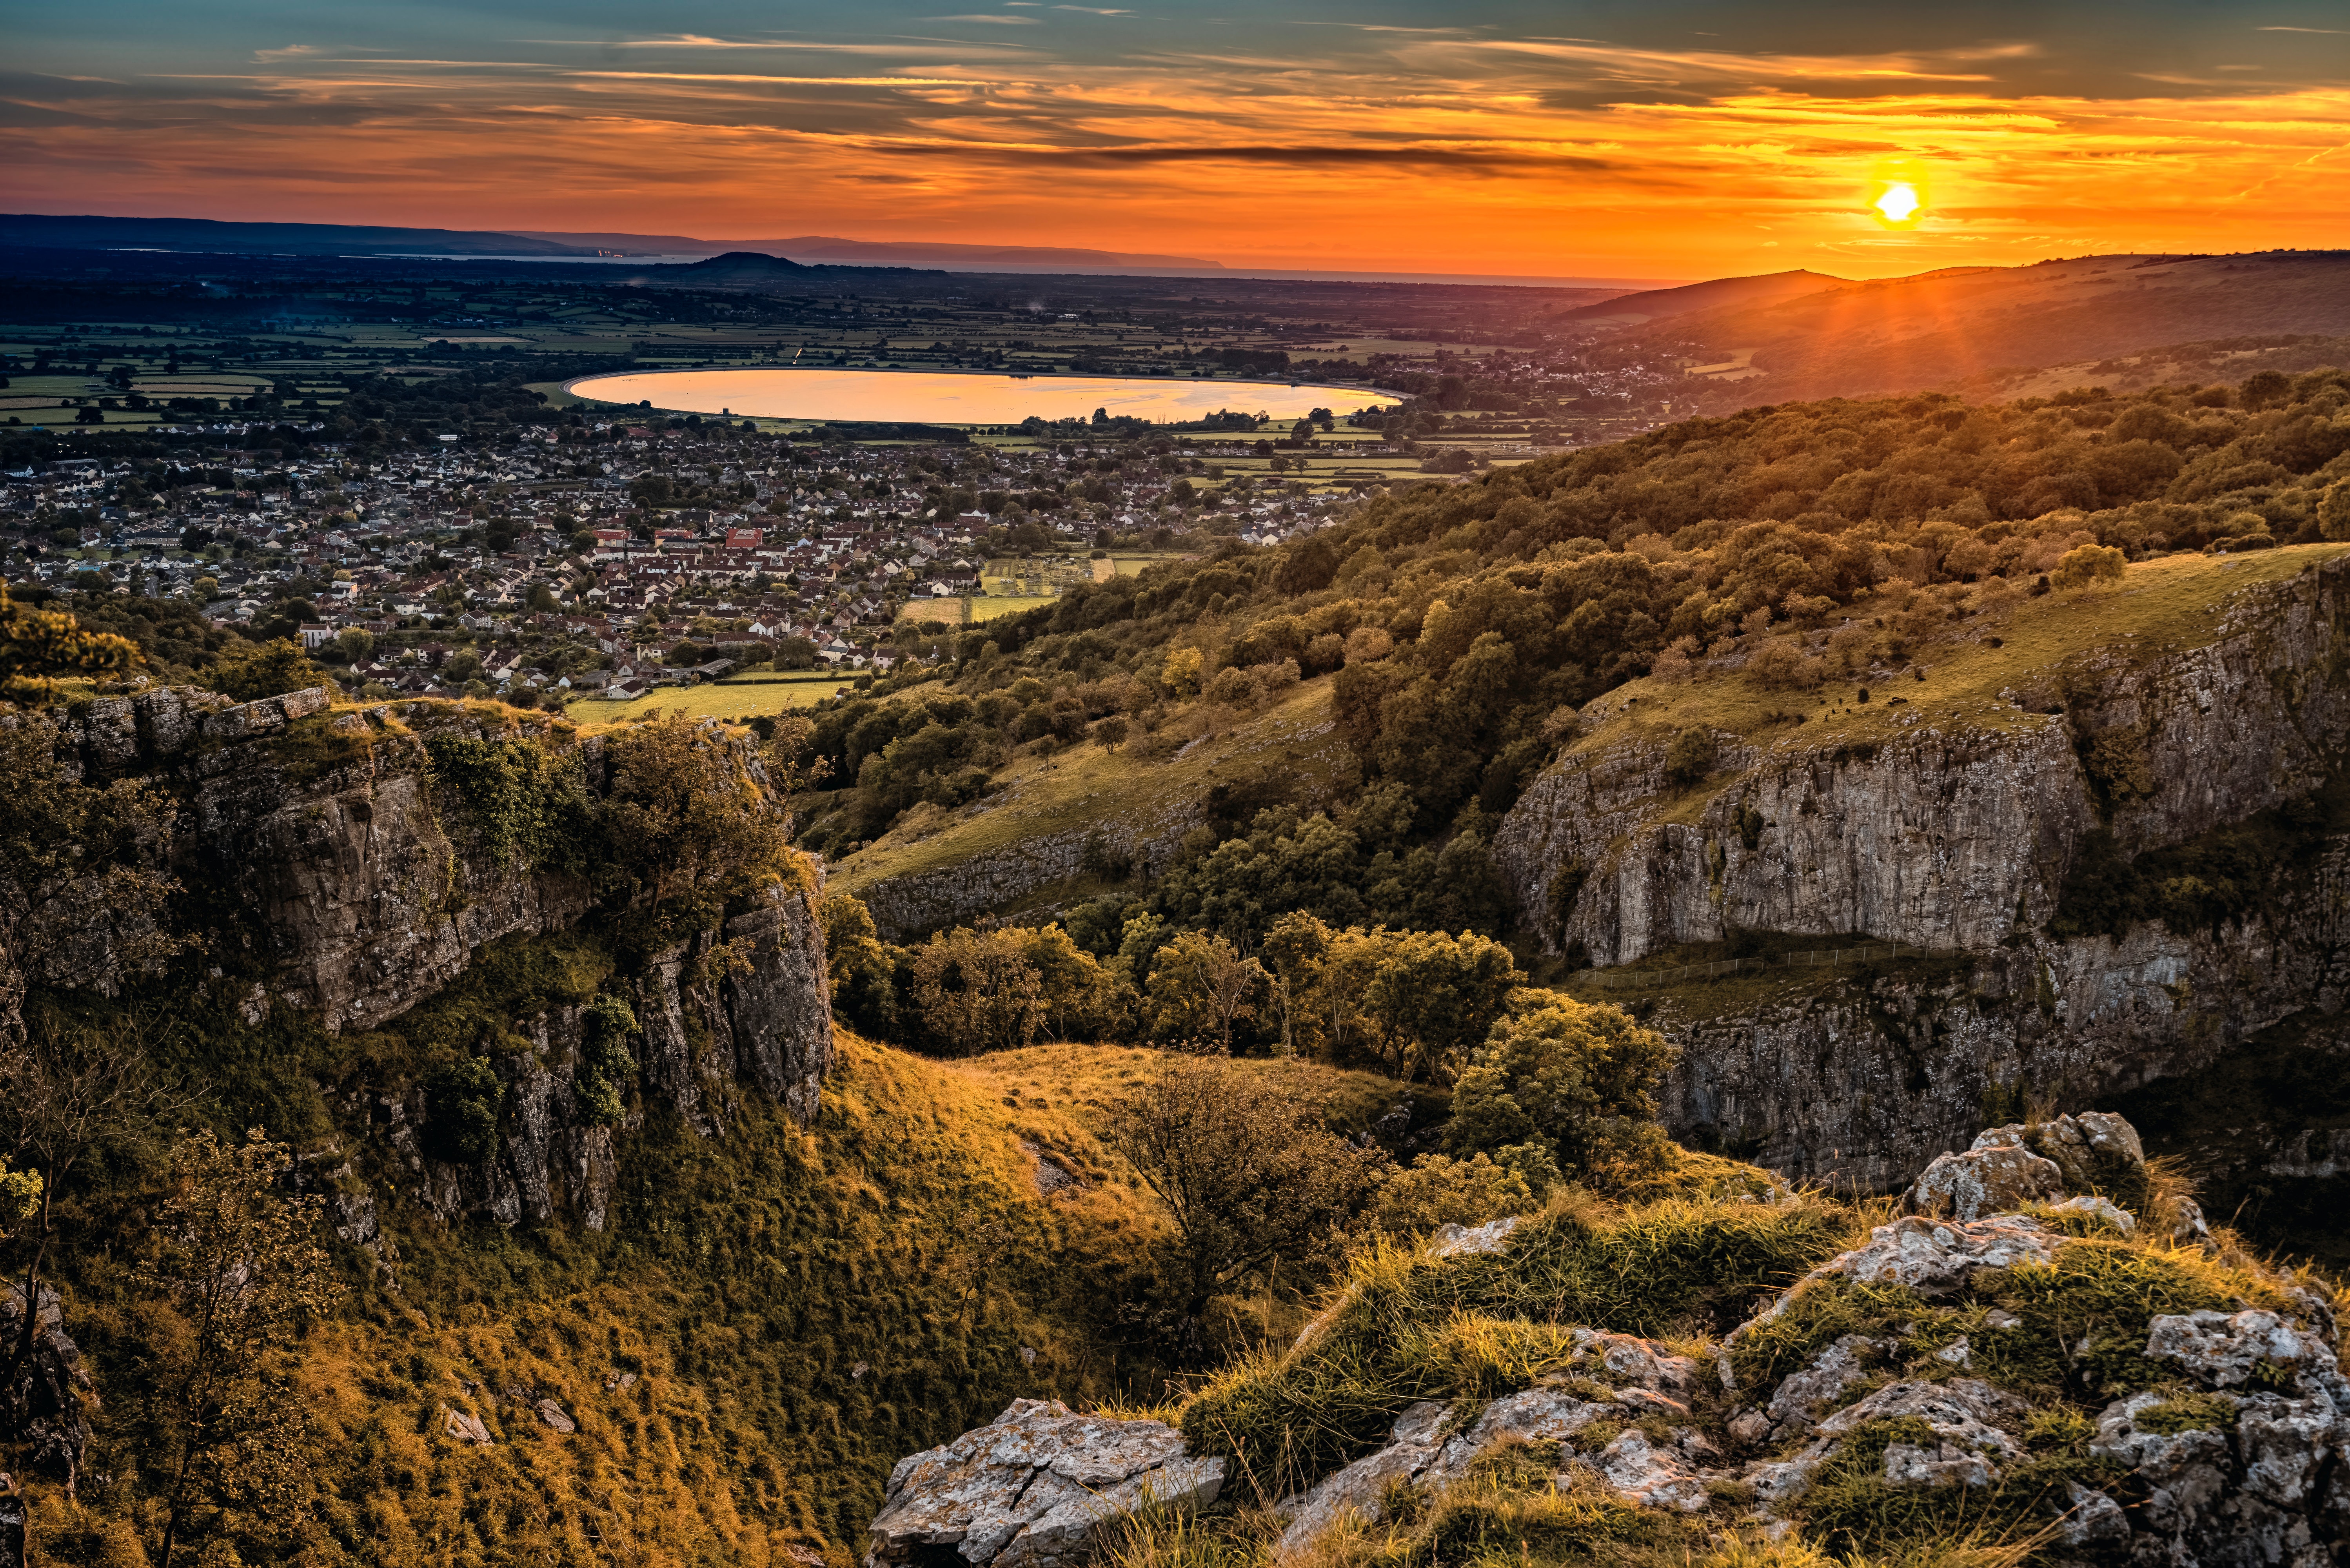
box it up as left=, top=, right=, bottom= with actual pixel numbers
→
left=565, top=368, right=1398, bottom=425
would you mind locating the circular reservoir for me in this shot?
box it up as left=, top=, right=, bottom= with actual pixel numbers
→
left=565, top=367, right=1400, bottom=425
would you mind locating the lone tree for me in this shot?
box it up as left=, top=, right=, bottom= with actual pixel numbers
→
left=134, top=1127, right=343, bottom=1568
left=1108, top=1059, right=1384, bottom=1330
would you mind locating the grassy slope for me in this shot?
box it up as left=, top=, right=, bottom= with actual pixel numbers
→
left=35, top=1020, right=1411, bottom=1568
left=1569, top=542, right=2349, bottom=760
left=830, top=676, right=1357, bottom=907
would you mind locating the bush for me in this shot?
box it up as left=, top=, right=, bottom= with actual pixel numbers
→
left=1447, top=992, right=1680, bottom=1182
left=1664, top=728, right=1716, bottom=787
left=576, top=993, right=639, bottom=1125
left=423, top=1056, right=502, bottom=1162
left=1366, top=1152, right=1535, bottom=1240
left=206, top=639, right=325, bottom=702
left=2050, top=543, right=2125, bottom=590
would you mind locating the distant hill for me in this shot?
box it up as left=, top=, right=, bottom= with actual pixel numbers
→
left=1634, top=251, right=2350, bottom=409
left=1556, top=268, right=1843, bottom=324
left=0, top=213, right=594, bottom=257
left=508, top=229, right=1224, bottom=269
left=667, top=250, right=814, bottom=281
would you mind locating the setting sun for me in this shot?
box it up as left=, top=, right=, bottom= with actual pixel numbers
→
left=1873, top=182, right=1922, bottom=226
left=1867, top=160, right=1932, bottom=230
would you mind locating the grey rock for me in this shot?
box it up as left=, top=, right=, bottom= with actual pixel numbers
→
left=536, top=1398, right=576, bottom=1435
left=2091, top=1392, right=2233, bottom=1537
left=2058, top=1482, right=2131, bottom=1546
left=869, top=1399, right=1221, bottom=1568
left=1818, top=1379, right=2025, bottom=1465
left=1904, top=1144, right=2064, bottom=1221
left=1427, top=1216, right=1522, bottom=1259
left=1424, top=1388, right=1610, bottom=1483
left=2145, top=1309, right=2332, bottom=1388
left=1588, top=1429, right=1709, bottom=1512
left=1566, top=1327, right=1699, bottom=1394
left=1764, top=1334, right=1884, bottom=1432
left=1275, top=1402, right=1449, bottom=1554
left=1753, top=1214, right=2063, bottom=1314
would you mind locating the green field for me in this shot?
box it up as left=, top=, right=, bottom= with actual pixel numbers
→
left=569, top=673, right=853, bottom=722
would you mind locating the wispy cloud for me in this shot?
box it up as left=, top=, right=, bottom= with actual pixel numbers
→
left=7, top=10, right=2347, bottom=277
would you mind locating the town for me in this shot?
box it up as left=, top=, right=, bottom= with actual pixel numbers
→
left=0, top=404, right=1443, bottom=711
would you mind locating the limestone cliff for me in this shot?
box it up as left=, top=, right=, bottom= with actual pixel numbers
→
left=1493, top=552, right=2350, bottom=1215
left=9, top=689, right=833, bottom=1243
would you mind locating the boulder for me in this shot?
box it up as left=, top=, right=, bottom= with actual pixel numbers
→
left=1765, top=1213, right=2063, bottom=1303
left=1903, top=1143, right=2063, bottom=1221
left=1274, top=1403, right=1451, bottom=1553
left=1427, top=1216, right=1520, bottom=1258
left=1590, top=1429, right=1709, bottom=1512
left=868, top=1399, right=1223, bottom=1568
left=2042, top=1194, right=2134, bottom=1234
left=2145, top=1309, right=2333, bottom=1389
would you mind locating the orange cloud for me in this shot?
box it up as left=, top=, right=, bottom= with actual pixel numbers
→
left=3, top=25, right=2345, bottom=275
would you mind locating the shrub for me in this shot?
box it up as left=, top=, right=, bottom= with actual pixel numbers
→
left=1664, top=728, right=1715, bottom=786
left=423, top=1055, right=502, bottom=1162
left=1366, top=1152, right=1535, bottom=1240
left=1447, top=992, right=1680, bottom=1181
left=2049, top=543, right=2125, bottom=590
left=576, top=993, right=639, bottom=1125
left=205, top=638, right=325, bottom=702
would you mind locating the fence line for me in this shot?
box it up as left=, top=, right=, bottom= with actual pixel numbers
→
left=1573, top=942, right=1921, bottom=992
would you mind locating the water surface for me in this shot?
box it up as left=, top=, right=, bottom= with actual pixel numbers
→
left=567, top=368, right=1398, bottom=425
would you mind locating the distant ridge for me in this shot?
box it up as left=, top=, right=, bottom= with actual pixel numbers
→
left=0, top=213, right=594, bottom=257
left=509, top=229, right=1224, bottom=269
left=1560, top=269, right=1845, bottom=323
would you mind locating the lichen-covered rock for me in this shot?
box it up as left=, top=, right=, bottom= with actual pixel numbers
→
left=868, top=1399, right=1224, bottom=1568
left=1903, top=1143, right=2065, bottom=1221
left=1762, top=1334, right=1885, bottom=1434
left=1590, top=1429, right=1709, bottom=1512
left=1426, top=1215, right=1521, bottom=1258
left=2145, top=1308, right=2335, bottom=1388
left=1772, top=1212, right=2063, bottom=1301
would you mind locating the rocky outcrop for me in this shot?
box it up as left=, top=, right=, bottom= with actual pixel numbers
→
left=14, top=690, right=835, bottom=1244
left=866, top=1399, right=1224, bottom=1568
left=1489, top=559, right=2350, bottom=1202
left=1500, top=557, right=2350, bottom=967
left=0, top=1281, right=94, bottom=1495
left=877, top=1113, right=2350, bottom=1566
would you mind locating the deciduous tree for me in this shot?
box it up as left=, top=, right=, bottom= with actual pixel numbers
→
left=1108, top=1059, right=1384, bottom=1327
left=133, top=1127, right=343, bottom=1568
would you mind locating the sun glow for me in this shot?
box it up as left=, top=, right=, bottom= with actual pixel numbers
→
left=1867, top=160, right=1932, bottom=231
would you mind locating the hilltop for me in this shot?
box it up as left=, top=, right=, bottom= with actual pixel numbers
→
left=1617, top=252, right=2350, bottom=411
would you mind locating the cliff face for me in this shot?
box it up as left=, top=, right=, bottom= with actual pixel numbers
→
left=14, top=690, right=834, bottom=1241
left=1498, top=557, right=2350, bottom=967
left=1493, top=555, right=2350, bottom=1211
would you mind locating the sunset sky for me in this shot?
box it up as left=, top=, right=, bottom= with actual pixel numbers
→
left=6, top=1, right=2349, bottom=278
